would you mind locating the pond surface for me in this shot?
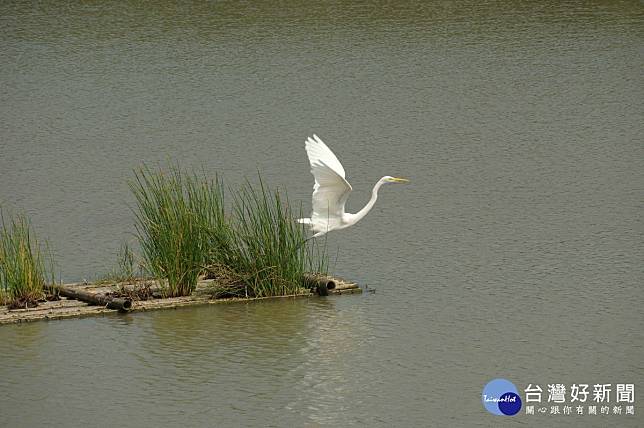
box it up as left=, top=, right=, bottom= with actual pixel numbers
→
left=1, top=1, right=643, bottom=426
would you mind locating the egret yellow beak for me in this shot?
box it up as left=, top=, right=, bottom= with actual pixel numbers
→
left=391, top=177, right=410, bottom=183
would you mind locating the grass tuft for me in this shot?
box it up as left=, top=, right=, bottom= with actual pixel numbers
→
left=95, top=242, right=141, bottom=284
left=130, top=166, right=226, bottom=297
left=215, top=178, right=326, bottom=297
left=0, top=212, right=53, bottom=308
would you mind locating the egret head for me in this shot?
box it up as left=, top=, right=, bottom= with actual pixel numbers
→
left=383, top=176, right=410, bottom=184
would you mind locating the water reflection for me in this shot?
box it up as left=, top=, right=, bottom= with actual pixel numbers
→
left=0, top=322, right=46, bottom=366
left=285, top=297, right=373, bottom=425
left=141, top=299, right=314, bottom=366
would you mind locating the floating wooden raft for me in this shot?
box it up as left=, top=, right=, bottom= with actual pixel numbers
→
left=0, top=275, right=360, bottom=325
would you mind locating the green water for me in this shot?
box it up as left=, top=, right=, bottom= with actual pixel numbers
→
left=1, top=1, right=642, bottom=426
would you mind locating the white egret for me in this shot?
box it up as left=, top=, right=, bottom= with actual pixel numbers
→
left=298, top=134, right=409, bottom=237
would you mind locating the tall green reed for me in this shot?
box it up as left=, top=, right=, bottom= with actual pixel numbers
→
left=0, top=212, right=52, bottom=307
left=96, top=242, right=140, bottom=284
left=219, top=179, right=326, bottom=297
left=130, top=166, right=226, bottom=297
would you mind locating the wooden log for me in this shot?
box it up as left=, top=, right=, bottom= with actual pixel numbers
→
left=46, top=284, right=132, bottom=312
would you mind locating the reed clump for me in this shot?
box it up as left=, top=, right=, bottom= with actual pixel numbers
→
left=212, top=180, right=325, bottom=297
left=131, top=166, right=326, bottom=298
left=0, top=212, right=53, bottom=308
left=130, top=166, right=226, bottom=297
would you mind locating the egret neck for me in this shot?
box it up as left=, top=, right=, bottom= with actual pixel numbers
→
left=348, top=177, right=389, bottom=224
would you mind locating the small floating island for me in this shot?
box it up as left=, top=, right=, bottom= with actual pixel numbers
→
left=1, top=165, right=362, bottom=326
left=0, top=274, right=361, bottom=325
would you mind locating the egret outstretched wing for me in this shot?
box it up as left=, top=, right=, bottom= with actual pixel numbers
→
left=310, top=160, right=352, bottom=227
left=304, top=136, right=352, bottom=231
left=305, top=135, right=346, bottom=180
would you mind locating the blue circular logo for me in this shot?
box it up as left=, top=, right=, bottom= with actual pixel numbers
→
left=482, top=379, right=522, bottom=416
